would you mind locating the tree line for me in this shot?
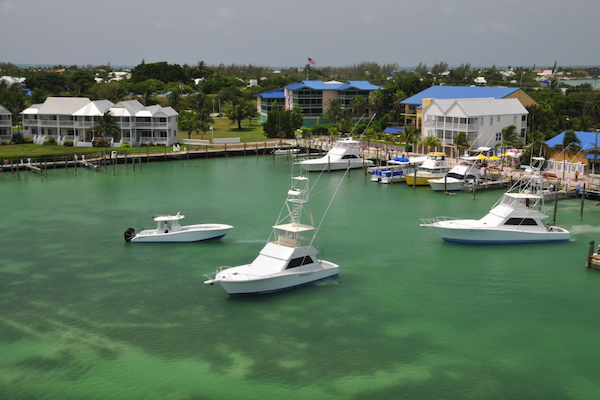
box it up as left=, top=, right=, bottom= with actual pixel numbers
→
left=0, top=60, right=599, bottom=146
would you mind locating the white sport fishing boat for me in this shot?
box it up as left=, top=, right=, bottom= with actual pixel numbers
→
left=420, top=158, right=570, bottom=243
left=297, top=137, right=373, bottom=171
left=428, top=158, right=481, bottom=191
left=370, top=157, right=426, bottom=184
left=124, top=213, right=233, bottom=243
left=204, top=175, right=339, bottom=295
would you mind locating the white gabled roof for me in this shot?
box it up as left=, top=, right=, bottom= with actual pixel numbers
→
left=428, top=98, right=495, bottom=113
left=73, top=100, right=114, bottom=116
left=455, top=98, right=527, bottom=116
left=21, top=104, right=42, bottom=115
left=110, top=100, right=145, bottom=116
left=0, top=104, right=11, bottom=115
left=37, top=97, right=91, bottom=115
left=136, top=105, right=178, bottom=118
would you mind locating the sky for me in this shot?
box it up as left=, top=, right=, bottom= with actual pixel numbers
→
left=1, top=0, right=599, bottom=70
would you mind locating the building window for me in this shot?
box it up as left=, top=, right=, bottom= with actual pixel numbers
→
left=490, top=117, right=493, bottom=125
left=497, top=116, right=500, bottom=122
left=513, top=116, right=517, bottom=124
left=496, top=133, right=502, bottom=141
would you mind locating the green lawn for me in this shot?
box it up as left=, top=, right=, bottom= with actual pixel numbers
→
left=0, top=118, right=270, bottom=160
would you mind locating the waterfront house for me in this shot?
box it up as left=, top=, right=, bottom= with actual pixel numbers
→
left=421, top=98, right=528, bottom=150
left=256, top=80, right=383, bottom=128
left=0, top=104, right=12, bottom=142
left=401, top=85, right=537, bottom=130
left=21, top=98, right=178, bottom=147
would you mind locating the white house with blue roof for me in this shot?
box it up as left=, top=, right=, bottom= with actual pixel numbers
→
left=401, top=85, right=537, bottom=130
left=256, top=80, right=383, bottom=128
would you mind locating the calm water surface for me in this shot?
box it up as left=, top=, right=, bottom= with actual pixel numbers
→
left=1, top=156, right=600, bottom=399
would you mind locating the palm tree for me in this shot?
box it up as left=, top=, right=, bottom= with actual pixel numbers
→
left=495, top=125, right=523, bottom=166
left=350, top=95, right=367, bottom=118
left=92, top=111, right=121, bottom=145
left=419, top=134, right=442, bottom=153
left=322, top=99, right=345, bottom=131
left=554, top=130, right=581, bottom=182
left=398, top=126, right=421, bottom=155
left=368, top=90, right=385, bottom=115
left=189, top=94, right=214, bottom=138
left=452, top=131, right=470, bottom=159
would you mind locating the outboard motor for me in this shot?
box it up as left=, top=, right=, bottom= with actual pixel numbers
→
left=124, top=228, right=136, bottom=242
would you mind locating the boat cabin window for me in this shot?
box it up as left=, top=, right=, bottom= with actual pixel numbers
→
left=341, top=154, right=359, bottom=159
left=504, top=218, right=539, bottom=226
left=286, top=256, right=315, bottom=269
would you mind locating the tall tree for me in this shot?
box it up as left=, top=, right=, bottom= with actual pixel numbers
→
left=92, top=111, right=121, bottom=143
left=452, top=131, right=470, bottom=158
left=419, top=134, right=442, bottom=152
left=398, top=126, right=421, bottom=154
left=178, top=111, right=200, bottom=140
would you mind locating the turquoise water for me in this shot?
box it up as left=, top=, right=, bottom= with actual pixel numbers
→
left=1, top=156, right=600, bottom=399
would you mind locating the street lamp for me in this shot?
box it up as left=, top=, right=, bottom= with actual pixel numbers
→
left=210, top=126, right=214, bottom=143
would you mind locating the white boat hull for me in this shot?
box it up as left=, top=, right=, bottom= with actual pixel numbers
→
left=299, top=159, right=372, bottom=171
left=428, top=221, right=570, bottom=243
left=428, top=178, right=466, bottom=191
left=207, top=261, right=339, bottom=296
left=131, top=224, right=233, bottom=243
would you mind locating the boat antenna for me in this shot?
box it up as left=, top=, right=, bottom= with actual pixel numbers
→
left=309, top=167, right=350, bottom=248
left=348, top=113, right=367, bottom=136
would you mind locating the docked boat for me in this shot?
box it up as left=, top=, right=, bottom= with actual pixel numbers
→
left=420, top=172, right=570, bottom=243
left=428, top=158, right=481, bottom=191
left=272, top=147, right=300, bottom=156
left=204, top=175, right=339, bottom=295
left=124, top=213, right=233, bottom=243
left=404, top=152, right=450, bottom=186
left=371, top=157, right=426, bottom=184
left=297, top=137, right=373, bottom=171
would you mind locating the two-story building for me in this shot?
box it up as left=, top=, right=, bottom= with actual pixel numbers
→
left=257, top=80, right=382, bottom=128
left=21, top=97, right=178, bottom=147
left=401, top=86, right=537, bottom=130
left=0, top=105, right=12, bottom=142
left=421, top=98, right=528, bottom=150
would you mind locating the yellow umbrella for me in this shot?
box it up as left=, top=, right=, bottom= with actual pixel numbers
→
left=475, top=154, right=488, bottom=159
left=500, top=153, right=511, bottom=157
left=488, top=155, right=501, bottom=161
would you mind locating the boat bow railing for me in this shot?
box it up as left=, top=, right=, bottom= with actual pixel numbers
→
left=420, top=216, right=458, bottom=226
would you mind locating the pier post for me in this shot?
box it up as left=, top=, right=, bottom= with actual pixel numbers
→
left=412, top=168, right=416, bottom=189
left=586, top=241, right=595, bottom=268
left=256, top=143, right=259, bottom=157
left=125, top=151, right=128, bottom=169
left=139, top=157, right=142, bottom=173
left=580, top=184, right=586, bottom=220
left=132, top=157, right=135, bottom=171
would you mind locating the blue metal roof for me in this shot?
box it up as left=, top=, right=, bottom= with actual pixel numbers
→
left=401, top=86, right=521, bottom=105
left=256, top=88, right=285, bottom=99
left=384, top=127, right=405, bottom=136
left=545, top=131, right=600, bottom=150
left=284, top=80, right=382, bottom=91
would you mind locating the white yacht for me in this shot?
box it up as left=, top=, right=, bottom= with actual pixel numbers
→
left=124, top=213, right=233, bottom=243
left=420, top=165, right=570, bottom=243
left=297, top=137, right=373, bottom=172
left=204, top=175, right=339, bottom=295
left=428, top=158, right=481, bottom=191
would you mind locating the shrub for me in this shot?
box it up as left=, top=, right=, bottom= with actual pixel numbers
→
left=3, top=140, right=12, bottom=145
left=43, top=137, right=56, bottom=145
left=25, top=138, right=33, bottom=143
left=92, top=138, right=107, bottom=147
left=64, top=140, right=74, bottom=147
left=12, top=132, right=25, bottom=144
left=120, top=142, right=130, bottom=148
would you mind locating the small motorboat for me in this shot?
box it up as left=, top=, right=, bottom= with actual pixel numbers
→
left=297, top=137, right=373, bottom=172
left=124, top=213, right=233, bottom=243
left=204, top=174, right=339, bottom=295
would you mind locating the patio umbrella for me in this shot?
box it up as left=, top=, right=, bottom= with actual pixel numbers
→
left=488, top=155, right=501, bottom=161
left=475, top=154, right=488, bottom=159
left=500, top=153, right=511, bottom=157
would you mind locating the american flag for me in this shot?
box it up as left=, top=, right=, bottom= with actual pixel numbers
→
left=308, top=58, right=316, bottom=65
